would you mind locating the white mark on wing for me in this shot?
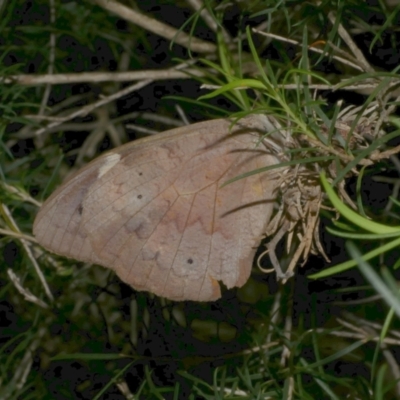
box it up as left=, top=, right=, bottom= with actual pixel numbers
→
left=97, top=153, right=121, bottom=178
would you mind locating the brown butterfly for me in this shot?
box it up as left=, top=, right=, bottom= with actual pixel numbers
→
left=33, top=114, right=283, bottom=301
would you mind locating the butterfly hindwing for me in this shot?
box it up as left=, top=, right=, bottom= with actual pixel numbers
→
left=34, top=115, right=280, bottom=301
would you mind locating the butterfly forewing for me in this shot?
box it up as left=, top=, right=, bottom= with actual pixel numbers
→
left=34, top=115, right=281, bottom=301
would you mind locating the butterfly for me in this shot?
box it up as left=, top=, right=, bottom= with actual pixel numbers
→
left=33, top=114, right=283, bottom=301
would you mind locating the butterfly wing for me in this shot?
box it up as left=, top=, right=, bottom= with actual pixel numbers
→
left=33, top=115, right=280, bottom=301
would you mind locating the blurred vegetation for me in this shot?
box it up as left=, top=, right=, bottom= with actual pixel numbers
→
left=2, top=0, right=400, bottom=398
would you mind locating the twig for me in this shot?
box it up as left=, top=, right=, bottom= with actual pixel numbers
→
left=38, top=0, right=56, bottom=116
left=317, top=329, right=400, bottom=345
left=125, top=123, right=159, bottom=136
left=116, top=381, right=135, bottom=400
left=9, top=327, right=46, bottom=391
left=384, top=347, right=400, bottom=396
left=327, top=11, right=374, bottom=73
left=1, top=204, right=54, bottom=302
left=186, top=0, right=231, bottom=43
left=91, top=0, right=216, bottom=53
left=1, top=182, right=42, bottom=207
left=12, top=112, right=184, bottom=141
left=34, top=79, right=152, bottom=136
left=0, top=228, right=37, bottom=242
left=370, top=144, right=400, bottom=160
left=7, top=270, right=50, bottom=309
left=175, top=104, right=190, bottom=125
left=253, top=29, right=364, bottom=72
left=6, top=68, right=205, bottom=86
